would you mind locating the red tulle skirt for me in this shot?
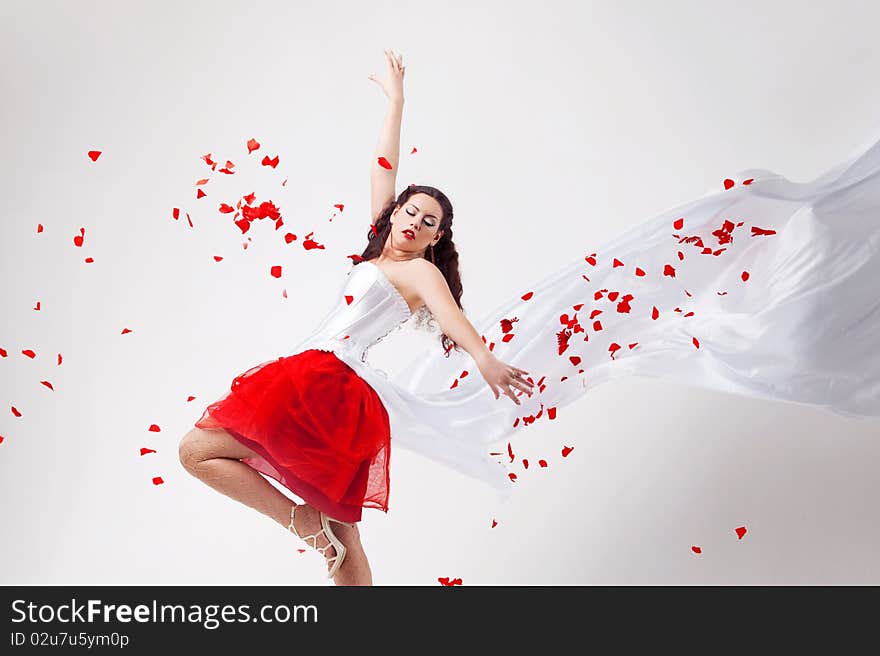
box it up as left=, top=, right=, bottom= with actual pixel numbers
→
left=194, top=348, right=391, bottom=523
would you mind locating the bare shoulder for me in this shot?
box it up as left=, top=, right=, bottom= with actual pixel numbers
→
left=408, top=258, right=455, bottom=311
left=409, top=257, right=445, bottom=285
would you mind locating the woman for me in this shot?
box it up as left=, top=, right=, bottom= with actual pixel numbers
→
left=180, top=49, right=880, bottom=586
left=178, top=49, right=533, bottom=586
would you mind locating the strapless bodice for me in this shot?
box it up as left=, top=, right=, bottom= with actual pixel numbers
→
left=289, top=261, right=413, bottom=365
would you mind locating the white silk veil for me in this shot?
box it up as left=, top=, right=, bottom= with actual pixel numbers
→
left=392, top=126, right=880, bottom=467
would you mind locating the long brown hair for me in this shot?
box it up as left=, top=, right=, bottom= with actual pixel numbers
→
left=355, top=184, right=464, bottom=356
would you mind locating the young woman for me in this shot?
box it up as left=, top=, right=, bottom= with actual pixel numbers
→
left=180, top=49, right=880, bottom=586
left=178, top=49, right=533, bottom=586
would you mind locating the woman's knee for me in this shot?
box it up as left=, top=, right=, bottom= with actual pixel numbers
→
left=178, top=428, right=206, bottom=471
left=178, top=427, right=260, bottom=470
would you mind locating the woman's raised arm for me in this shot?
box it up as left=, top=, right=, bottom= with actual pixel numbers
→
left=367, top=49, right=406, bottom=222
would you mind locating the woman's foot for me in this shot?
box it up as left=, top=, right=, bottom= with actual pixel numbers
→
left=288, top=503, right=372, bottom=584
left=288, top=503, right=341, bottom=576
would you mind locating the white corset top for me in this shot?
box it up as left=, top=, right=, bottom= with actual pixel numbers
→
left=289, top=261, right=413, bottom=364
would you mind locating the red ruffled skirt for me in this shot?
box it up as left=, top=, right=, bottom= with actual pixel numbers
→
left=194, top=348, right=391, bottom=523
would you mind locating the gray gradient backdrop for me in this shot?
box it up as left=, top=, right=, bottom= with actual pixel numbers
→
left=3, top=0, right=879, bottom=585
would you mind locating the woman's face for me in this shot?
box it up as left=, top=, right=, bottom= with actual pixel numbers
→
left=392, top=193, right=444, bottom=252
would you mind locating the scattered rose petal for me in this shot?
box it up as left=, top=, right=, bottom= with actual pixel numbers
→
left=152, top=476, right=164, bottom=485
left=561, top=445, right=573, bottom=457
left=87, top=150, right=101, bottom=161
left=148, top=424, right=161, bottom=432
left=735, top=526, right=747, bottom=539
left=438, top=577, right=463, bottom=586
left=692, top=545, right=702, bottom=554
left=140, top=447, right=156, bottom=456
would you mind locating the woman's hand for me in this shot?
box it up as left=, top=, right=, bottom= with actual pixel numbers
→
left=367, top=48, right=405, bottom=103
left=476, top=353, right=535, bottom=406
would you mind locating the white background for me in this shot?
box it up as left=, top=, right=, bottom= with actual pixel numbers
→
left=2, top=0, right=879, bottom=585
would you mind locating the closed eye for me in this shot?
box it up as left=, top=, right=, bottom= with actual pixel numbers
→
left=406, top=209, right=435, bottom=227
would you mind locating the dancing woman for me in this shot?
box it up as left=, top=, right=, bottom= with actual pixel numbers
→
left=180, top=48, right=880, bottom=586
left=178, top=49, right=533, bottom=586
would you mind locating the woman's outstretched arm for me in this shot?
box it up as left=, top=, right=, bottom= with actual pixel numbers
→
left=368, top=49, right=406, bottom=222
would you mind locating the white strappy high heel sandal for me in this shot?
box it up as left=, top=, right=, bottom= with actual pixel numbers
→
left=288, top=504, right=356, bottom=579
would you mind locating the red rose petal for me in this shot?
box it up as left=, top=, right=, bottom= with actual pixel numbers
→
left=152, top=476, right=164, bottom=485
left=691, top=545, right=702, bottom=554
left=561, top=445, right=573, bottom=457
left=735, top=526, right=747, bottom=539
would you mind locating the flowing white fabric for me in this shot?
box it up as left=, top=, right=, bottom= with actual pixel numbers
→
left=387, top=127, right=880, bottom=497
left=285, top=127, right=880, bottom=505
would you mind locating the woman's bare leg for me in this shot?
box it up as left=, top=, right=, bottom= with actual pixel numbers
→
left=178, top=427, right=373, bottom=585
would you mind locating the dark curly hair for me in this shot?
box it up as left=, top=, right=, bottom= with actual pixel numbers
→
left=354, top=183, right=464, bottom=357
